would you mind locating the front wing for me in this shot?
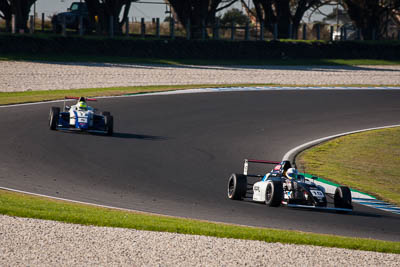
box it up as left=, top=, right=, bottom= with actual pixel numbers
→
left=55, top=127, right=108, bottom=134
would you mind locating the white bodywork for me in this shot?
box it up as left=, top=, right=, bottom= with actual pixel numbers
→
left=69, top=104, right=94, bottom=127
left=252, top=181, right=269, bottom=202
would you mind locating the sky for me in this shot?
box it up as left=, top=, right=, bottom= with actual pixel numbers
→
left=33, top=0, right=330, bottom=23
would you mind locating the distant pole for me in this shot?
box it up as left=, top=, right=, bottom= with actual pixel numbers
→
left=230, top=21, right=235, bottom=41
left=201, top=20, right=206, bottom=40
left=288, top=23, right=293, bottom=39
left=141, top=18, right=145, bottom=38
left=52, top=17, right=56, bottom=33
left=316, top=24, right=320, bottom=40
left=12, top=14, right=16, bottom=34
left=245, top=22, right=249, bottom=40
left=170, top=18, right=175, bottom=39
left=62, top=15, right=66, bottom=36
left=302, top=24, right=307, bottom=40
left=186, top=19, right=191, bottom=40
left=260, top=23, right=264, bottom=41
left=125, top=16, right=129, bottom=36
left=343, top=26, right=347, bottom=40
left=29, top=15, right=34, bottom=34
left=330, top=25, right=334, bottom=41
left=340, top=27, right=343, bottom=40
left=213, top=18, right=220, bottom=40
left=273, top=23, right=278, bottom=40
left=41, top=13, right=45, bottom=32
left=109, top=16, right=114, bottom=38
left=156, top=18, right=160, bottom=38
left=79, top=16, right=84, bottom=36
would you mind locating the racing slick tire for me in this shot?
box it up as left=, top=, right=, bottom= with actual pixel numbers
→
left=49, top=107, right=60, bottom=130
left=334, top=186, right=353, bottom=211
left=265, top=180, right=283, bottom=207
left=102, top=111, right=111, bottom=116
left=104, top=115, right=114, bottom=136
left=227, top=173, right=247, bottom=200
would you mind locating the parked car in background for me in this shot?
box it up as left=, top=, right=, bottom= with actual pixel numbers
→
left=51, top=2, right=92, bottom=33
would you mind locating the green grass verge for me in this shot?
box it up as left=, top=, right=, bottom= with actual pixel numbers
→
left=1, top=53, right=400, bottom=66
left=0, top=84, right=271, bottom=106
left=296, top=127, right=400, bottom=206
left=1, top=189, right=399, bottom=253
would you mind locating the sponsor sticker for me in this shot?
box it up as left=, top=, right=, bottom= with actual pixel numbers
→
left=310, top=190, right=324, bottom=198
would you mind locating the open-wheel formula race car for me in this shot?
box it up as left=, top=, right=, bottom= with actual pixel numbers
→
left=49, top=96, right=114, bottom=136
left=227, top=159, right=353, bottom=212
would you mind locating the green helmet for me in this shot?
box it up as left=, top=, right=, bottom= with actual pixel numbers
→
left=78, top=101, right=87, bottom=111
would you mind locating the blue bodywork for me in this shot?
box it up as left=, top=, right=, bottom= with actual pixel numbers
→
left=58, top=112, right=106, bottom=131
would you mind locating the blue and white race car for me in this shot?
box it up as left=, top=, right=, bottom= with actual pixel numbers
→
left=49, top=96, right=113, bottom=136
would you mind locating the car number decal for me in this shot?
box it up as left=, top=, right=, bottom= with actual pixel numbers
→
left=310, top=190, right=324, bottom=198
left=78, top=118, right=88, bottom=123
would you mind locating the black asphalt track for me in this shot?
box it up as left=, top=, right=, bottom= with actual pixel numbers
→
left=1, top=90, right=400, bottom=241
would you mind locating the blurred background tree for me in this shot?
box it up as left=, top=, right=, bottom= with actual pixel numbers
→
left=85, top=0, right=134, bottom=35
left=0, top=0, right=36, bottom=32
left=167, top=0, right=237, bottom=38
left=219, top=7, right=250, bottom=26
left=241, top=0, right=329, bottom=39
left=343, top=0, right=400, bottom=39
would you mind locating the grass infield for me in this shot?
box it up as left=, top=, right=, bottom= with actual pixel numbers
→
left=297, top=127, right=400, bottom=206
left=1, top=189, right=399, bottom=254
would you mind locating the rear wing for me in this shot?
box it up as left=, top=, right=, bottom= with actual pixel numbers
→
left=243, top=159, right=281, bottom=177
left=65, top=96, right=97, bottom=101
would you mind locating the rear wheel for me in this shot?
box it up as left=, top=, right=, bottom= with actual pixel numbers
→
left=104, top=115, right=114, bottom=136
left=265, top=180, right=283, bottom=207
left=334, top=186, right=353, bottom=211
left=49, top=107, right=60, bottom=130
left=227, top=173, right=247, bottom=200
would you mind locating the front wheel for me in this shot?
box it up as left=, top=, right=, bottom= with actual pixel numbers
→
left=334, top=186, right=352, bottom=211
left=104, top=115, right=114, bottom=136
left=265, top=180, right=283, bottom=207
left=49, top=107, right=60, bottom=130
left=227, top=173, right=247, bottom=200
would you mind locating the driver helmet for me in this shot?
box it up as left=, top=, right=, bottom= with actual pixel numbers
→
left=77, top=101, right=88, bottom=111
left=286, top=168, right=298, bottom=179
